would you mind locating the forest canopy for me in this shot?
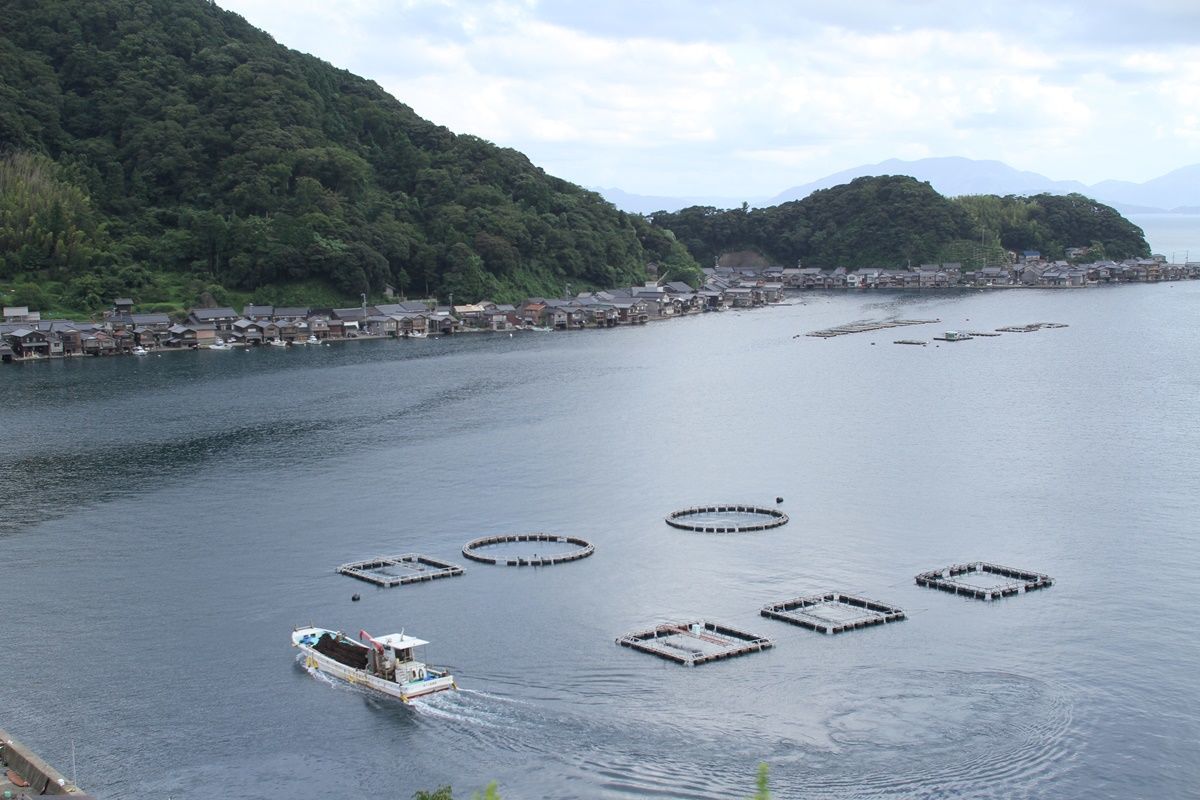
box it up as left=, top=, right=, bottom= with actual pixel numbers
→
left=0, top=0, right=700, bottom=312
left=648, top=177, right=1150, bottom=270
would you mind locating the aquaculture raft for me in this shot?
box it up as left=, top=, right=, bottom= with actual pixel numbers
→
left=336, top=553, right=463, bottom=587
left=915, top=562, right=1053, bottom=600
left=995, top=322, right=1069, bottom=333
left=806, top=318, right=940, bottom=338
left=761, top=592, right=905, bottom=634
left=616, top=621, right=773, bottom=666
left=461, top=533, right=595, bottom=566
left=665, top=505, right=789, bottom=533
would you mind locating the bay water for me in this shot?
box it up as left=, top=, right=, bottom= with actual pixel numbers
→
left=2, top=284, right=1198, bottom=799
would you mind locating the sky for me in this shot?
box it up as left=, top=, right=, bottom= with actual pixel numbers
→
left=217, top=0, right=1200, bottom=201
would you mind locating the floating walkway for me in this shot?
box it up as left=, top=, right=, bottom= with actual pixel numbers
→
left=761, top=592, right=906, bottom=634
left=915, top=562, right=1053, bottom=600
left=665, top=505, right=789, bottom=533
left=616, top=621, right=773, bottom=666
left=336, top=553, right=464, bottom=587
left=995, top=322, right=1069, bottom=333
left=461, top=533, right=595, bottom=566
left=806, top=319, right=940, bottom=338
left=893, top=339, right=927, bottom=346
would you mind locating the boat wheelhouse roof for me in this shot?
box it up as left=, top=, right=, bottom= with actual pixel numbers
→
left=375, top=633, right=429, bottom=649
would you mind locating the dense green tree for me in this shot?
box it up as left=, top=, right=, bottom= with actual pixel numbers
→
left=651, top=176, right=1148, bottom=268
left=0, top=0, right=696, bottom=310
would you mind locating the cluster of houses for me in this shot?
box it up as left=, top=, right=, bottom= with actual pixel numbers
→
left=3, top=253, right=1197, bottom=363
left=727, top=254, right=1200, bottom=290
left=0, top=282, right=766, bottom=362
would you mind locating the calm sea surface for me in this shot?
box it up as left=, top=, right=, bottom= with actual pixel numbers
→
left=3, top=285, right=1199, bottom=799
left=1129, top=213, right=1200, bottom=261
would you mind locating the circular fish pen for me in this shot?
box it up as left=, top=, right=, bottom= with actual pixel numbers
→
left=665, top=504, right=789, bottom=533
left=462, top=533, right=595, bottom=566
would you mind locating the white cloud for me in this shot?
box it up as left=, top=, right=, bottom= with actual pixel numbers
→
left=217, top=0, right=1200, bottom=195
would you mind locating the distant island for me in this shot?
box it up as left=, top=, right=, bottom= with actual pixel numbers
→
left=599, top=157, right=1200, bottom=215
left=0, top=1, right=1156, bottom=323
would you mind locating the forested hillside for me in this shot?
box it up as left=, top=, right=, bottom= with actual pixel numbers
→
left=650, top=177, right=1150, bottom=269
left=0, top=0, right=700, bottom=314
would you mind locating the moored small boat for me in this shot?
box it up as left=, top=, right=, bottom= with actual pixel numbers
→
left=291, top=626, right=456, bottom=702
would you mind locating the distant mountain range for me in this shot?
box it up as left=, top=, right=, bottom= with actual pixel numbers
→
left=598, top=157, right=1200, bottom=215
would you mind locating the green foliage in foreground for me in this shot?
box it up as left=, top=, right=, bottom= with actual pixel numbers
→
left=1, top=0, right=701, bottom=314
left=412, top=764, right=772, bottom=799
left=649, top=176, right=1150, bottom=269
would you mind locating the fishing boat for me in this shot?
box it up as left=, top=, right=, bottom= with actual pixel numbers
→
left=306, top=334, right=320, bottom=345
left=291, top=626, right=456, bottom=702
left=209, top=338, right=232, bottom=350
left=131, top=345, right=149, bottom=356
left=268, top=338, right=288, bottom=347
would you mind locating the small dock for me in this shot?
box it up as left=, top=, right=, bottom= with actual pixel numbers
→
left=806, top=319, right=940, bottom=338
left=915, top=562, right=1053, bottom=600
left=893, top=339, right=926, bottom=346
left=461, top=533, right=595, bottom=566
left=761, top=592, right=906, bottom=634
left=1, top=727, right=94, bottom=797
left=336, top=553, right=464, bottom=587
left=616, top=621, right=773, bottom=666
left=933, top=331, right=973, bottom=341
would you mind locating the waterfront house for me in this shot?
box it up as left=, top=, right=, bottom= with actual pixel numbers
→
left=81, top=330, right=119, bottom=355
left=3, top=306, right=40, bottom=324
left=759, top=283, right=784, bottom=302
left=4, top=328, right=50, bottom=358
left=187, top=307, right=239, bottom=331
left=362, top=315, right=398, bottom=337
left=48, top=323, right=84, bottom=355
left=242, top=304, right=274, bottom=320
left=167, top=322, right=217, bottom=348
left=427, top=310, right=459, bottom=334
left=374, top=301, right=434, bottom=316
left=726, top=287, right=755, bottom=307
left=453, top=304, right=486, bottom=328
left=519, top=300, right=547, bottom=327
left=308, top=317, right=330, bottom=340
left=231, top=318, right=265, bottom=344
left=273, top=307, right=311, bottom=321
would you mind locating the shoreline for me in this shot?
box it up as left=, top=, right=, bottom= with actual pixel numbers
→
left=3, top=277, right=1197, bottom=367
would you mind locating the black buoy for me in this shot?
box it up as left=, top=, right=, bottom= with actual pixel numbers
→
left=351, top=593, right=361, bottom=602
left=776, top=496, right=784, bottom=504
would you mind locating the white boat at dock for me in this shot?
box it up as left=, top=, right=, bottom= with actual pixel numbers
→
left=209, top=338, right=232, bottom=350
left=291, top=626, right=456, bottom=702
left=131, top=345, right=149, bottom=356
left=268, top=338, right=288, bottom=347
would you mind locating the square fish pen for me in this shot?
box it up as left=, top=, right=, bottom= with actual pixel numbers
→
left=915, top=562, right=1053, bottom=600
left=616, top=621, right=773, bottom=666
left=336, top=553, right=463, bottom=587
left=761, top=592, right=906, bottom=634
